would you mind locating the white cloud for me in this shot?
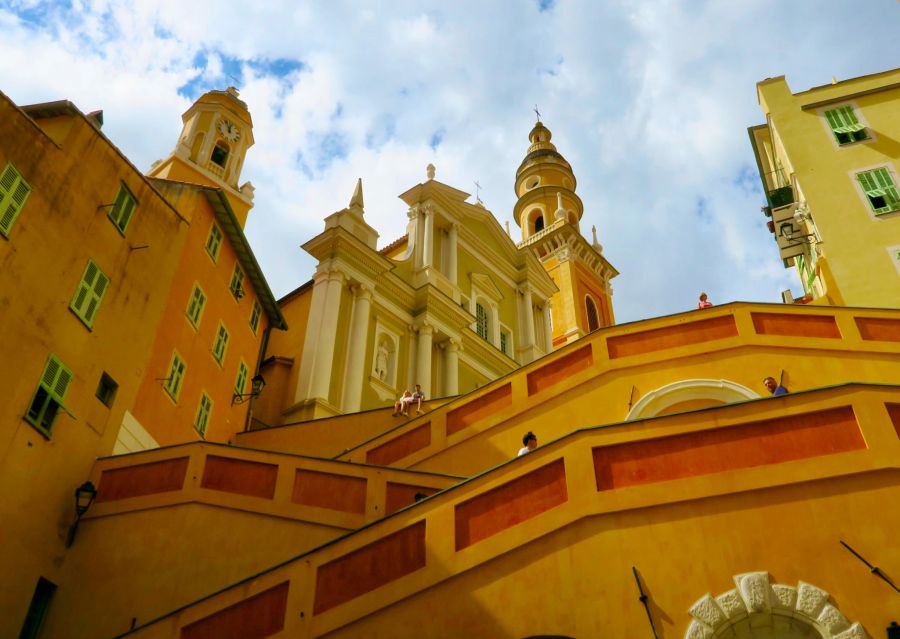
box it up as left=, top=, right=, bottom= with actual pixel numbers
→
left=1, top=0, right=896, bottom=321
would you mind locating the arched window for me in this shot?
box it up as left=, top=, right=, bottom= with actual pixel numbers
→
left=585, top=296, right=600, bottom=332
left=475, top=302, right=489, bottom=341
left=210, top=141, right=230, bottom=168
left=534, top=215, right=545, bottom=233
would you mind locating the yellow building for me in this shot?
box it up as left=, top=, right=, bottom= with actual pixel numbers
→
left=749, top=67, right=900, bottom=306
left=4, top=70, right=900, bottom=639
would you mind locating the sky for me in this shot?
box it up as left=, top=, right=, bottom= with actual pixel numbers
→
left=1, top=0, right=898, bottom=322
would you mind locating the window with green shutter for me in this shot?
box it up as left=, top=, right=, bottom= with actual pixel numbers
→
left=824, top=106, right=869, bottom=145
left=163, top=351, right=186, bottom=401
left=249, top=300, right=261, bottom=334
left=499, top=331, right=509, bottom=355
left=230, top=263, right=245, bottom=299
left=475, top=303, right=489, bottom=341
left=0, top=162, right=32, bottom=238
left=186, top=284, right=206, bottom=328
left=205, top=224, right=223, bottom=262
left=26, top=355, right=73, bottom=436
left=235, top=361, right=249, bottom=396
left=857, top=167, right=900, bottom=215
left=194, top=392, right=213, bottom=437
left=108, top=184, right=137, bottom=234
left=212, top=323, right=229, bottom=364
left=70, top=260, right=109, bottom=328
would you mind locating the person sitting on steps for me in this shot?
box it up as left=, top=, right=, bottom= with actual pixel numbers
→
left=392, top=390, right=413, bottom=416
left=411, top=383, right=425, bottom=414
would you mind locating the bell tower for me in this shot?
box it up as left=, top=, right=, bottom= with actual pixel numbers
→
left=514, top=118, right=618, bottom=346
left=148, top=87, right=256, bottom=227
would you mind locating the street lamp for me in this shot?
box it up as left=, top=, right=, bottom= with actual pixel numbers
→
left=66, top=481, right=97, bottom=547
left=232, top=374, right=266, bottom=405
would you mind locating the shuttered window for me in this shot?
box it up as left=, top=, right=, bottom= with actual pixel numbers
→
left=70, top=260, right=109, bottom=328
left=186, top=284, right=206, bottom=328
left=212, top=323, right=229, bottom=364
left=235, top=360, right=249, bottom=396
left=475, top=303, right=489, bottom=341
left=163, top=351, right=186, bottom=401
left=585, top=296, right=600, bottom=332
left=205, top=224, right=223, bottom=262
left=249, top=300, right=262, bottom=334
left=230, top=264, right=245, bottom=299
left=194, top=392, right=213, bottom=437
left=824, top=106, right=869, bottom=145
left=26, top=355, right=73, bottom=436
left=0, top=162, right=31, bottom=237
left=857, top=167, right=900, bottom=215
left=108, top=184, right=137, bottom=234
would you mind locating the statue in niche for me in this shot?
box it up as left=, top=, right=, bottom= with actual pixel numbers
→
left=375, top=339, right=390, bottom=381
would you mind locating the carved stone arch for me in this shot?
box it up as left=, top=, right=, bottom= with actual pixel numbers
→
left=626, top=378, right=759, bottom=421
left=685, top=572, right=868, bottom=639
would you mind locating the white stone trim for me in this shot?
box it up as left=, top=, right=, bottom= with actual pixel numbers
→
left=684, top=572, right=868, bottom=639
left=626, top=379, right=759, bottom=421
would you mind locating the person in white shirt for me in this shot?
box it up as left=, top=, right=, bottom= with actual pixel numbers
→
left=517, top=431, right=537, bottom=457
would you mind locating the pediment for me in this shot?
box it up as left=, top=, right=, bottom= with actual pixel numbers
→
left=470, top=272, right=504, bottom=300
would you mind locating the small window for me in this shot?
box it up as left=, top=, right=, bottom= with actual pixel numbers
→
left=857, top=167, right=900, bottom=216
left=163, top=351, right=186, bottom=401
left=0, top=161, right=32, bottom=238
left=210, top=142, right=229, bottom=168
left=70, top=260, right=109, bottom=329
left=26, top=355, right=73, bottom=436
left=212, top=323, right=229, bottom=364
left=824, top=106, right=869, bottom=145
left=186, top=284, right=206, bottom=328
left=500, top=331, right=510, bottom=355
left=525, top=176, right=540, bottom=190
left=585, top=296, right=600, bottom=332
left=235, top=360, right=249, bottom=395
left=95, top=372, right=118, bottom=407
left=249, top=300, right=262, bottom=334
left=534, top=215, right=545, bottom=233
left=194, top=392, right=213, bottom=437
left=19, top=577, right=57, bottom=639
left=230, top=263, right=245, bottom=300
left=108, top=184, right=137, bottom=234
left=205, top=224, right=223, bottom=262
left=475, top=303, right=490, bottom=341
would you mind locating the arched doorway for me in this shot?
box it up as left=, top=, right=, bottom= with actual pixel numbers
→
left=626, top=379, right=759, bottom=421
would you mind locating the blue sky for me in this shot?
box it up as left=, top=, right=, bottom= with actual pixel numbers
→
left=2, top=0, right=898, bottom=321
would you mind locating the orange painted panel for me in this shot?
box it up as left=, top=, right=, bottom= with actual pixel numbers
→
left=455, top=459, right=568, bottom=550
left=201, top=455, right=278, bottom=499
left=366, top=423, right=431, bottom=466
left=887, top=403, right=900, bottom=440
left=527, top=345, right=594, bottom=396
left=606, top=315, right=738, bottom=359
left=313, top=520, right=426, bottom=614
left=181, top=581, right=289, bottom=639
left=292, top=469, right=367, bottom=514
left=855, top=317, right=900, bottom=342
left=593, top=406, right=864, bottom=490
left=751, top=312, right=841, bottom=338
left=384, top=482, right=440, bottom=515
left=96, top=457, right=189, bottom=503
left=446, top=383, right=512, bottom=435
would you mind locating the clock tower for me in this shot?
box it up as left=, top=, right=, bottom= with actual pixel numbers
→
left=148, top=86, right=256, bottom=227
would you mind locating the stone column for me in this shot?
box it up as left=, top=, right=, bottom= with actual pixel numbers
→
left=340, top=283, right=373, bottom=412
left=443, top=338, right=460, bottom=396
left=422, top=207, right=434, bottom=268
left=415, top=323, right=433, bottom=398
left=522, top=288, right=536, bottom=348
left=296, top=269, right=344, bottom=404
left=542, top=302, right=553, bottom=352
left=447, top=223, right=458, bottom=284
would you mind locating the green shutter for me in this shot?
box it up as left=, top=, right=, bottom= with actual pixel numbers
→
left=825, top=106, right=867, bottom=143
left=186, top=285, right=206, bottom=327
left=70, top=260, right=109, bottom=328
left=109, top=185, right=137, bottom=233
left=249, top=301, right=261, bottom=334
left=205, top=225, right=223, bottom=262
left=0, top=162, right=32, bottom=237
left=26, top=355, right=72, bottom=435
left=235, top=361, right=249, bottom=395
left=194, top=393, right=212, bottom=437
left=213, top=324, right=229, bottom=363
left=230, top=264, right=245, bottom=298
left=164, top=352, right=186, bottom=400
left=858, top=167, right=900, bottom=215
left=475, top=303, right=489, bottom=341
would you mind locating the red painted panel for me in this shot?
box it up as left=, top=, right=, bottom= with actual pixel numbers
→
left=313, top=520, right=426, bottom=615
left=887, top=403, right=900, bottom=440
left=607, top=315, right=738, bottom=359
left=366, top=423, right=431, bottom=466
left=96, top=457, right=188, bottom=503
left=527, top=345, right=593, bottom=396
left=446, top=383, right=512, bottom=435
left=201, top=455, right=278, bottom=499
left=593, top=406, right=864, bottom=490
left=292, top=469, right=367, bottom=514
left=181, top=581, right=289, bottom=639
left=855, top=317, right=900, bottom=342
left=751, top=312, right=841, bottom=338
left=455, top=459, right=568, bottom=550
left=384, top=482, right=439, bottom=515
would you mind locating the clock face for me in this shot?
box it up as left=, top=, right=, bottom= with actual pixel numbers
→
left=217, top=118, right=240, bottom=142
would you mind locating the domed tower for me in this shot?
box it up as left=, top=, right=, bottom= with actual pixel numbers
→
left=515, top=118, right=618, bottom=346
left=147, top=86, right=256, bottom=227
